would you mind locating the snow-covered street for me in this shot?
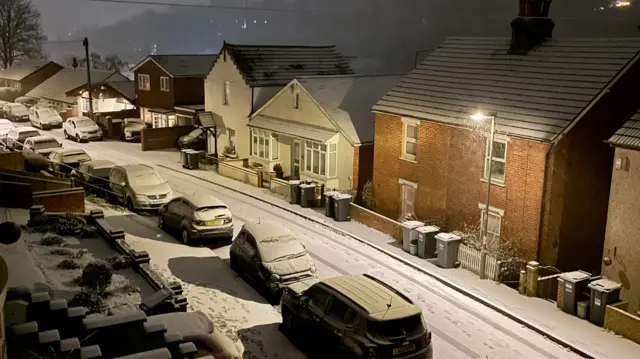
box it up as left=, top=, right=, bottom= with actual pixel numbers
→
left=34, top=129, right=632, bottom=359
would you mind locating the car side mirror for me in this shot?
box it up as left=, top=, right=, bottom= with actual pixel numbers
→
left=300, top=296, right=310, bottom=307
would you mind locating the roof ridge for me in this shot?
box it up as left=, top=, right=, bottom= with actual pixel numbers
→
left=225, top=43, right=337, bottom=49
left=297, top=72, right=405, bottom=80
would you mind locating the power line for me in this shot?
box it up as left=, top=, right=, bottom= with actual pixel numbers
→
left=84, top=0, right=309, bottom=12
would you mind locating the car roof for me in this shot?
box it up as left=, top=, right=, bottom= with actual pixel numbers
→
left=52, top=148, right=88, bottom=155
left=180, top=194, right=226, bottom=209
left=0, top=119, right=13, bottom=125
left=320, top=274, right=422, bottom=320
left=69, top=116, right=92, bottom=121
left=6, top=103, right=25, bottom=107
left=117, top=164, right=155, bottom=174
left=83, top=159, right=116, bottom=168
left=15, top=126, right=39, bottom=133
left=243, top=222, right=291, bottom=238
left=28, top=135, right=57, bottom=142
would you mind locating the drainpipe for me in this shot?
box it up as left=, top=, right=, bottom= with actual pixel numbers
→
left=250, top=87, right=255, bottom=115
left=536, top=142, right=555, bottom=262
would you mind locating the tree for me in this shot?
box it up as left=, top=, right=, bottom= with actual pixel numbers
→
left=0, top=0, right=46, bottom=69
left=62, top=52, right=127, bottom=71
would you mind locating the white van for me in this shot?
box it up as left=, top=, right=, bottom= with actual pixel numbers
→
left=29, top=106, right=63, bottom=130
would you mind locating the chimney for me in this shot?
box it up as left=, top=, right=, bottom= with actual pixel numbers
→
left=510, top=0, right=554, bottom=54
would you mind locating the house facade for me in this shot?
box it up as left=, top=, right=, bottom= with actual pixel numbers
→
left=371, top=5, right=640, bottom=272
left=65, top=80, right=136, bottom=117
left=602, top=113, right=640, bottom=314
left=132, top=55, right=217, bottom=128
left=247, top=74, right=401, bottom=190
left=0, top=60, right=63, bottom=93
left=204, top=43, right=354, bottom=157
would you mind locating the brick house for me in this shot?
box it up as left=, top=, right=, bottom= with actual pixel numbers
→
left=370, top=2, right=640, bottom=272
left=247, top=74, right=401, bottom=191
left=0, top=60, right=63, bottom=93
left=601, top=113, right=640, bottom=313
left=131, top=54, right=217, bottom=128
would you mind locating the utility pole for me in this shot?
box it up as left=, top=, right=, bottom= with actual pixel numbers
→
left=83, top=37, right=94, bottom=120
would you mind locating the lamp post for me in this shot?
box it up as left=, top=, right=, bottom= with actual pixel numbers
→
left=470, top=111, right=497, bottom=280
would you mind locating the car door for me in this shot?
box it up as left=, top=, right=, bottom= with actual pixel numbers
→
left=164, top=199, right=184, bottom=230
left=242, top=235, right=262, bottom=281
left=300, top=286, right=331, bottom=338
left=109, top=168, right=125, bottom=202
left=322, top=298, right=353, bottom=355
left=64, top=119, right=71, bottom=134
left=4, top=106, right=11, bottom=120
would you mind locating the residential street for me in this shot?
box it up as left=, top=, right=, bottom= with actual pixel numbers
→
left=35, top=130, right=600, bottom=359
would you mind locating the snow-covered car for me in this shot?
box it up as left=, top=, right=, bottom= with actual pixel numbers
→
left=178, top=128, right=206, bottom=150
left=229, top=222, right=318, bottom=301
left=158, top=194, right=233, bottom=244
left=4, top=126, right=41, bottom=150
left=2, top=103, right=30, bottom=122
left=109, top=164, right=174, bottom=211
left=122, top=118, right=145, bottom=141
left=22, top=135, right=63, bottom=157
left=0, top=119, right=16, bottom=145
left=29, top=106, right=63, bottom=129
left=63, top=116, right=103, bottom=142
left=14, top=96, right=38, bottom=108
left=48, top=148, right=92, bottom=175
left=70, top=159, right=117, bottom=191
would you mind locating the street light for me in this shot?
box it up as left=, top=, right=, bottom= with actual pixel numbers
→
left=470, top=110, right=497, bottom=280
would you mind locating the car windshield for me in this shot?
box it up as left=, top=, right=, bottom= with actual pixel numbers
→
left=34, top=140, right=60, bottom=150
left=86, top=167, right=112, bottom=179
left=38, top=108, right=58, bottom=117
left=76, top=119, right=95, bottom=128
left=129, top=172, right=165, bottom=187
left=367, top=315, right=424, bottom=340
left=258, top=235, right=306, bottom=262
left=63, top=153, right=91, bottom=163
left=18, top=131, right=40, bottom=140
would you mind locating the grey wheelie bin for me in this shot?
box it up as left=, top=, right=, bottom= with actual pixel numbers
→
left=181, top=149, right=191, bottom=169
left=289, top=180, right=301, bottom=205
left=588, top=278, right=622, bottom=326
left=416, top=226, right=440, bottom=259
left=401, top=221, right=424, bottom=252
left=333, top=194, right=352, bottom=222
left=323, top=191, right=340, bottom=218
left=559, top=270, right=591, bottom=315
left=187, top=150, right=202, bottom=169
left=299, top=183, right=317, bottom=208
left=435, top=232, right=461, bottom=268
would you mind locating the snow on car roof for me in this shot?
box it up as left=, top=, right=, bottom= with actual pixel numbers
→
left=0, top=119, right=14, bottom=125
left=28, top=135, right=58, bottom=142
left=119, top=164, right=155, bottom=174
left=84, top=159, right=116, bottom=169
left=243, top=221, right=290, bottom=238
left=15, top=126, right=39, bottom=132
left=182, top=194, right=226, bottom=209
left=53, top=148, right=88, bottom=155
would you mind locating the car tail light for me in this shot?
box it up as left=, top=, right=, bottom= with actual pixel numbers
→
left=425, top=330, right=432, bottom=343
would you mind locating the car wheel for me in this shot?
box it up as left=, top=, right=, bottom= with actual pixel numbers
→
left=281, top=308, right=295, bottom=335
left=126, top=198, right=135, bottom=212
left=181, top=228, right=190, bottom=245
left=157, top=215, right=165, bottom=229
left=75, top=134, right=81, bottom=142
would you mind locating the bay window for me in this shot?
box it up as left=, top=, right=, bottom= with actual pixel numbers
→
left=305, top=141, right=337, bottom=177
left=251, top=129, right=279, bottom=160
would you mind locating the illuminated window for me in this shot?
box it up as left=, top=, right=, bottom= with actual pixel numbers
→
left=137, top=74, right=150, bottom=90
left=484, top=138, right=507, bottom=184
left=160, top=77, right=169, bottom=91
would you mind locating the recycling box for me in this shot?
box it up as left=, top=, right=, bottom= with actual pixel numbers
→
left=588, top=278, right=622, bottom=326
left=559, top=270, right=591, bottom=316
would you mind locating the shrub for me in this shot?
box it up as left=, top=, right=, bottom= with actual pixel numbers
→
left=361, top=180, right=376, bottom=210
left=106, top=254, right=132, bottom=270
left=73, top=249, right=89, bottom=259
left=0, top=87, right=23, bottom=102
left=40, top=234, right=64, bottom=246
left=69, top=288, right=106, bottom=313
left=50, top=248, right=73, bottom=256
left=80, top=260, right=113, bottom=292
left=57, top=259, right=80, bottom=270
left=53, top=214, right=97, bottom=237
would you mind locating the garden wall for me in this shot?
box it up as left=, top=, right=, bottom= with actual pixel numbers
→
left=0, top=152, right=24, bottom=171
left=140, top=125, right=194, bottom=151
left=605, top=301, right=640, bottom=345
left=32, top=188, right=85, bottom=213
left=219, top=160, right=258, bottom=187
left=350, top=203, right=402, bottom=241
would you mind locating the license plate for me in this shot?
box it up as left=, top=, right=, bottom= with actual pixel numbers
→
left=206, top=219, right=223, bottom=226
left=392, top=344, right=416, bottom=355
left=150, top=199, right=164, bottom=204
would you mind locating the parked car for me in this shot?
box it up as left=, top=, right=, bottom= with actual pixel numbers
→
left=0, top=100, right=8, bottom=110
left=22, top=135, right=63, bottom=157
left=14, top=96, right=38, bottom=108
left=48, top=148, right=92, bottom=175
left=122, top=118, right=145, bottom=141
left=109, top=164, right=174, bottom=211
left=29, top=106, right=63, bottom=129
left=280, top=273, right=434, bottom=359
left=5, top=126, right=41, bottom=150
left=229, top=222, right=318, bottom=301
left=71, top=159, right=117, bottom=192
left=63, top=116, right=103, bottom=142
left=158, top=195, right=233, bottom=244
left=178, top=128, right=206, bottom=150
left=0, top=119, right=17, bottom=145
left=2, top=103, right=30, bottom=122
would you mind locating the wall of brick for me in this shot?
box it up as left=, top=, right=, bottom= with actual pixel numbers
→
left=140, top=125, right=195, bottom=151
left=372, top=113, right=548, bottom=260
left=353, top=144, right=374, bottom=192
left=0, top=169, right=71, bottom=192
left=32, top=188, right=85, bottom=213
left=350, top=203, right=402, bottom=241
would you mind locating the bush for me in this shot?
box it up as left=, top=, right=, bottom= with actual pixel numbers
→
left=0, top=87, right=23, bottom=102
left=57, top=259, right=80, bottom=270
left=106, top=254, right=132, bottom=269
left=69, top=288, right=106, bottom=313
left=80, top=260, right=113, bottom=292
left=40, top=234, right=64, bottom=246
left=73, top=249, right=89, bottom=259
left=50, top=248, right=73, bottom=256
left=53, top=214, right=97, bottom=237
left=361, top=180, right=376, bottom=210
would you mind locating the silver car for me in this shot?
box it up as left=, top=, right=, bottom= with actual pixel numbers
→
left=108, top=164, right=174, bottom=211
left=158, top=194, right=233, bottom=244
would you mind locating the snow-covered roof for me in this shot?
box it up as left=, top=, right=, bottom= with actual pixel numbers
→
left=372, top=37, right=640, bottom=142
left=133, top=54, right=217, bottom=77
left=0, top=60, right=56, bottom=81
left=608, top=112, right=640, bottom=150
left=25, top=68, right=128, bottom=104
left=297, top=74, right=403, bottom=145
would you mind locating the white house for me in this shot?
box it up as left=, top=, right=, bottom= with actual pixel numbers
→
left=247, top=74, right=402, bottom=190
left=203, top=42, right=354, bottom=158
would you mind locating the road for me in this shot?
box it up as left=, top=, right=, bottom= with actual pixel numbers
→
left=38, top=128, right=587, bottom=359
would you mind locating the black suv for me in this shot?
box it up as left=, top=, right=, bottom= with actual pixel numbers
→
left=280, top=273, right=433, bottom=359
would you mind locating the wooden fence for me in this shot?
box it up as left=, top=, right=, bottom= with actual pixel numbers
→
left=458, top=243, right=525, bottom=284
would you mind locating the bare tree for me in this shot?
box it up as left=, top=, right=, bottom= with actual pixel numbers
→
left=103, top=54, right=128, bottom=71
left=0, top=0, right=46, bottom=69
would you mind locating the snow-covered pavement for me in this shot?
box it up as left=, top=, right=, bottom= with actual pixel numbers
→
left=38, top=130, right=638, bottom=359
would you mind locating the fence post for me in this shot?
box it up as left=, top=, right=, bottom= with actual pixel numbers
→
left=519, top=269, right=526, bottom=294
left=525, top=261, right=539, bottom=297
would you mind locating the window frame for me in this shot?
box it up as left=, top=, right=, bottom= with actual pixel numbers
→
left=401, top=118, right=418, bottom=161
left=483, top=137, right=507, bottom=184
left=137, top=74, right=150, bottom=91
left=251, top=129, right=279, bottom=160
left=478, top=203, right=503, bottom=242
left=304, top=140, right=337, bottom=178
left=160, top=76, right=170, bottom=92
left=223, top=81, right=230, bottom=105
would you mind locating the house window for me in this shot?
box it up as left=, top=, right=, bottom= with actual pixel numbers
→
left=304, top=141, right=337, bottom=177
left=484, top=138, right=507, bottom=184
left=402, top=119, right=418, bottom=160
left=400, top=179, right=417, bottom=219
left=137, top=74, right=150, bottom=90
left=294, top=92, right=300, bottom=109
left=228, top=128, right=236, bottom=149
left=479, top=204, right=503, bottom=242
left=160, top=76, right=169, bottom=91
left=223, top=81, right=230, bottom=105
left=251, top=129, right=279, bottom=160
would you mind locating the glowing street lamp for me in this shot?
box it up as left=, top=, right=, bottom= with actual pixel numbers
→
left=470, top=110, right=497, bottom=280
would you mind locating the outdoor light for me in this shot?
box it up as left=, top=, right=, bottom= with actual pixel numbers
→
left=470, top=113, right=492, bottom=121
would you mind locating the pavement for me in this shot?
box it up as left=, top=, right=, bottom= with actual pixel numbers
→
left=25, top=128, right=640, bottom=359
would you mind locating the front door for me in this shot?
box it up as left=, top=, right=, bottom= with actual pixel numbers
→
left=293, top=140, right=301, bottom=178
left=401, top=183, right=416, bottom=219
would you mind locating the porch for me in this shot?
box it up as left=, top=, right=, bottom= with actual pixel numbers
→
left=66, top=81, right=135, bottom=118
left=142, top=104, right=204, bottom=129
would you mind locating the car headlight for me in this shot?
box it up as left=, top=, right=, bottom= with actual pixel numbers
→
left=194, top=220, right=206, bottom=226
left=270, top=273, right=280, bottom=282
left=166, top=191, right=174, bottom=199
left=310, top=265, right=317, bottom=274
left=135, top=195, right=147, bottom=201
